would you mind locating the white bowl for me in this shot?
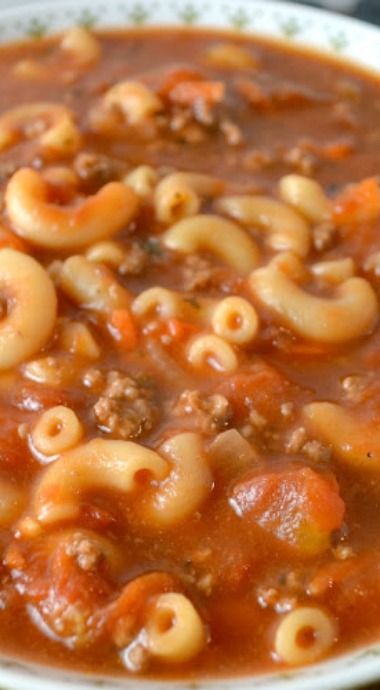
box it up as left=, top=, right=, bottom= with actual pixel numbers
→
left=0, top=1, right=380, bottom=689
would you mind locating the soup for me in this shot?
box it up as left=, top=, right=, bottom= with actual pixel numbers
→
left=0, top=24, right=378, bottom=680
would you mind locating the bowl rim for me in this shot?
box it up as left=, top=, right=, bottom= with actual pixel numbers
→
left=0, top=1, right=379, bottom=689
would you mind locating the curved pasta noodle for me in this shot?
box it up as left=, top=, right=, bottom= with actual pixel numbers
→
left=61, top=27, right=101, bottom=65
left=85, top=241, right=126, bottom=269
left=132, top=287, right=184, bottom=320
left=155, top=173, right=224, bottom=225
left=103, top=80, right=163, bottom=125
left=59, top=319, right=100, bottom=359
left=205, top=42, right=257, bottom=69
left=0, top=479, right=25, bottom=527
left=211, top=296, right=259, bottom=345
left=125, top=165, right=159, bottom=199
left=59, top=255, right=130, bottom=313
left=133, top=287, right=215, bottom=326
left=0, top=248, right=57, bottom=369
left=249, top=255, right=378, bottom=343
left=5, top=168, right=139, bottom=250
left=0, top=102, right=81, bottom=155
left=187, top=334, right=238, bottom=373
left=279, top=174, right=331, bottom=224
left=162, top=214, right=260, bottom=274
left=195, top=324, right=237, bottom=362
left=217, top=195, right=310, bottom=258
left=42, top=165, right=79, bottom=197
left=31, top=438, right=170, bottom=526
left=275, top=607, right=336, bottom=665
left=145, top=592, right=206, bottom=663
left=22, top=356, right=77, bottom=387
left=310, top=257, right=355, bottom=285
left=31, top=405, right=83, bottom=458
left=140, top=433, right=213, bottom=528
left=303, top=401, right=380, bottom=469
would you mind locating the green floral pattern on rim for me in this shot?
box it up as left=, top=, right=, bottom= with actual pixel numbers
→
left=0, top=0, right=361, bottom=58
left=0, top=0, right=356, bottom=54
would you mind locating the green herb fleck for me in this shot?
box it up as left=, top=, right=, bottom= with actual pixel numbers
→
left=143, top=238, right=163, bottom=256
left=184, top=296, right=200, bottom=309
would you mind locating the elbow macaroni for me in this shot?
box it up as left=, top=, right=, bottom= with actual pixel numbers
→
left=304, top=401, right=380, bottom=469
left=275, top=607, right=336, bottom=665
left=132, top=287, right=184, bottom=320
left=249, top=254, right=378, bottom=343
left=60, top=27, right=101, bottom=65
left=103, top=80, right=163, bottom=125
left=0, top=102, right=81, bottom=155
left=59, top=255, right=131, bottom=313
left=140, top=433, right=213, bottom=528
left=163, top=214, right=260, bottom=274
left=30, top=405, right=83, bottom=459
left=187, top=334, right=238, bottom=373
left=59, top=319, right=100, bottom=359
left=145, top=592, right=206, bottom=663
left=217, top=195, right=311, bottom=258
left=31, top=438, right=170, bottom=526
left=0, top=248, right=57, bottom=369
left=279, top=174, right=331, bottom=224
left=125, top=165, right=159, bottom=199
left=211, top=296, right=259, bottom=345
left=5, top=168, right=139, bottom=250
left=154, top=173, right=224, bottom=225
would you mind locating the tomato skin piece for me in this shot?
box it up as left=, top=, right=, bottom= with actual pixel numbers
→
left=106, top=572, right=178, bottom=647
left=218, top=362, right=296, bottom=423
left=230, top=466, right=345, bottom=555
left=333, top=177, right=380, bottom=226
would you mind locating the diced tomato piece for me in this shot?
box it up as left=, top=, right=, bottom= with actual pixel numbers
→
left=323, top=141, right=354, bottom=161
left=333, top=177, right=380, bottom=226
left=107, top=572, right=178, bottom=646
left=310, top=552, right=380, bottom=633
left=160, top=318, right=198, bottom=344
left=109, top=308, right=138, bottom=351
left=218, top=362, right=296, bottom=423
left=158, top=67, right=204, bottom=99
left=230, top=466, right=345, bottom=555
left=167, top=79, right=225, bottom=107
left=6, top=535, right=113, bottom=646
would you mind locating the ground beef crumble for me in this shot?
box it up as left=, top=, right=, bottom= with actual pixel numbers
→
left=92, top=370, right=157, bottom=440
left=182, top=254, right=218, bottom=291
left=65, top=533, right=105, bottom=572
left=73, top=151, right=123, bottom=193
left=172, top=389, right=232, bottom=434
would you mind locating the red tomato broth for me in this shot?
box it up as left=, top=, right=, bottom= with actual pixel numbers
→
left=0, top=25, right=378, bottom=680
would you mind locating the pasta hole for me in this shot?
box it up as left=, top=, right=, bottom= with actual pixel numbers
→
left=0, top=298, right=9, bottom=320
left=295, top=625, right=317, bottom=650
left=227, top=313, right=242, bottom=330
left=47, top=419, right=63, bottom=437
left=134, top=468, right=154, bottom=487
left=154, top=608, right=175, bottom=634
left=170, top=194, right=188, bottom=221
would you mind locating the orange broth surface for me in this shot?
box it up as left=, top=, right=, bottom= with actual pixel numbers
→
left=0, top=26, right=378, bottom=680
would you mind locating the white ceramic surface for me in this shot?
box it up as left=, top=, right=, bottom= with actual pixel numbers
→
left=0, top=1, right=379, bottom=689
